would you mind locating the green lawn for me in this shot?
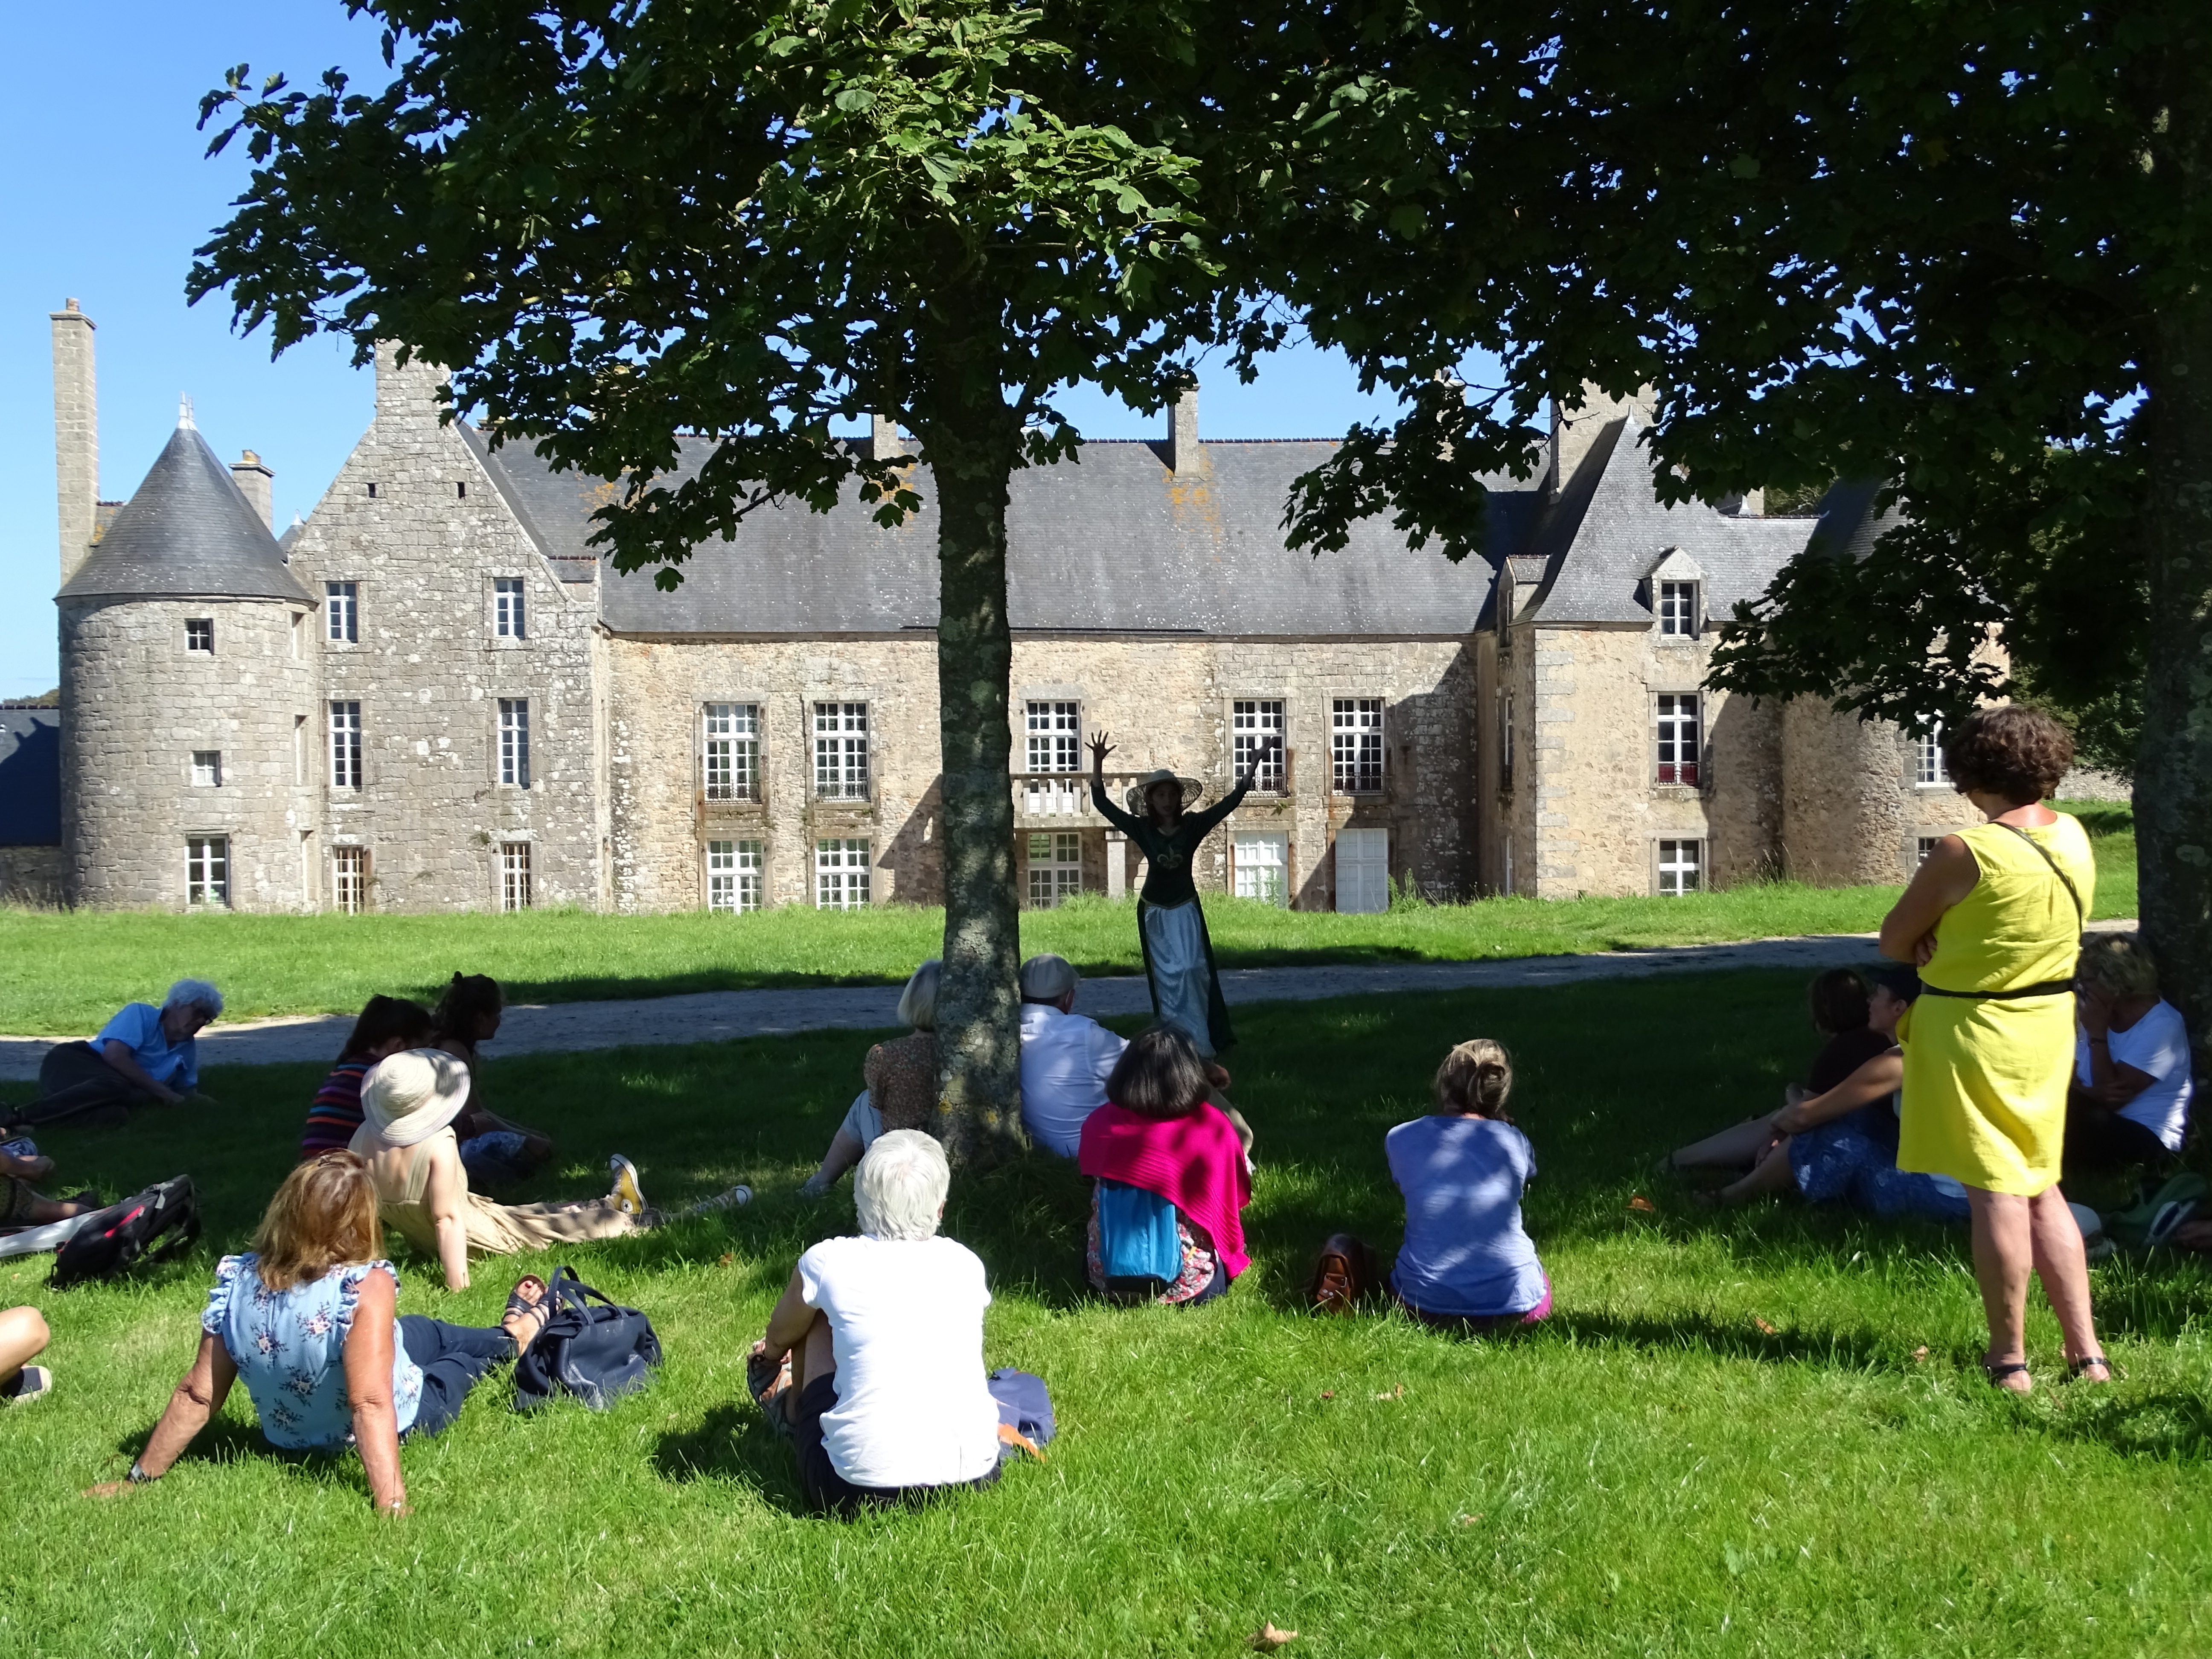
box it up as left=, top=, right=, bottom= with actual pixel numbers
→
left=0, top=800, right=2137, bottom=1035
left=3, top=970, right=2208, bottom=1656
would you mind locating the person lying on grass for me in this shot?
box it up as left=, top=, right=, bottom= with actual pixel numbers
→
left=299, top=993, right=434, bottom=1158
left=1076, top=1026, right=1252, bottom=1306
left=801, top=960, right=941, bottom=1198
left=749, top=1131, right=1007, bottom=1516
left=1672, top=967, right=1968, bottom=1221
left=86, top=1151, right=552, bottom=1515
left=1387, top=1039, right=1553, bottom=1332
left=9, top=978, right=223, bottom=1131
left=430, top=972, right=555, bottom=1189
left=2067, top=932, right=2194, bottom=1177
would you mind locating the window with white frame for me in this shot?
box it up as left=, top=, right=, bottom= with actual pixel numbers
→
left=1027, top=832, right=1083, bottom=909
left=190, top=751, right=222, bottom=788
left=1657, top=580, right=1700, bottom=638
left=1913, top=722, right=1949, bottom=786
left=816, top=838, right=871, bottom=908
left=494, top=577, right=527, bottom=640
left=499, top=841, right=533, bottom=911
left=1656, top=838, right=1703, bottom=896
left=186, top=618, right=214, bottom=655
left=814, top=702, right=869, bottom=800
left=1655, top=693, right=1702, bottom=786
left=186, top=836, right=230, bottom=906
left=1025, top=701, right=1081, bottom=773
left=1916, top=835, right=1942, bottom=865
left=329, top=701, right=363, bottom=789
left=326, top=582, right=358, bottom=643
left=1233, top=830, right=1289, bottom=906
left=333, top=846, right=368, bottom=914
left=707, top=839, right=763, bottom=914
left=498, top=699, right=531, bottom=788
left=1331, top=698, right=1384, bottom=793
left=1233, top=700, right=1285, bottom=793
left=703, top=703, right=760, bottom=800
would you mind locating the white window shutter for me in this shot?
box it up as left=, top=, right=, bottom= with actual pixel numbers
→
left=1336, top=828, right=1389, bottom=914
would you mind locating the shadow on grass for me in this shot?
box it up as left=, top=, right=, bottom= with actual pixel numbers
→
left=653, top=1400, right=813, bottom=1513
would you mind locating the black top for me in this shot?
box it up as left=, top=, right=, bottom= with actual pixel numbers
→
left=1093, top=775, right=1255, bottom=908
left=1807, top=1025, right=1903, bottom=1150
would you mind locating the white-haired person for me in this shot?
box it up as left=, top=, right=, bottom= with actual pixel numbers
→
left=85, top=1153, right=550, bottom=1515
left=1017, top=954, right=1127, bottom=1158
left=801, top=961, right=942, bottom=1197
left=9, top=979, right=224, bottom=1131
left=749, top=1131, right=1005, bottom=1515
left=2068, top=932, right=2194, bottom=1174
left=349, top=1049, right=742, bottom=1292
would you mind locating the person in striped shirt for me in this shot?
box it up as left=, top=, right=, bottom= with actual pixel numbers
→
left=300, top=996, right=434, bottom=1159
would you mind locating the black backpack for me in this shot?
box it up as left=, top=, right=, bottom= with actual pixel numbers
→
left=49, top=1176, right=201, bottom=1289
left=513, top=1265, right=662, bottom=1411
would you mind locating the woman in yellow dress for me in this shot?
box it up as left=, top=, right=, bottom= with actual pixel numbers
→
left=1879, top=707, right=2107, bottom=1393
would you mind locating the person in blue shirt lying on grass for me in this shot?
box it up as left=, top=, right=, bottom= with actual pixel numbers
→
left=8, top=979, right=222, bottom=1131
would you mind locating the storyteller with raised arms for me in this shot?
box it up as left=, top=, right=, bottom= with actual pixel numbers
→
left=1088, top=729, right=1281, bottom=1058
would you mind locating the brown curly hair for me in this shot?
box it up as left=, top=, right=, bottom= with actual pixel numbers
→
left=1941, top=707, right=2073, bottom=805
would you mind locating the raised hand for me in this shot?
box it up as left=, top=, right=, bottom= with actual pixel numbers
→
left=1087, top=732, right=1115, bottom=774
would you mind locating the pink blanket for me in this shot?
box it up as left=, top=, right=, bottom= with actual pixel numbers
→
left=1077, top=1102, right=1252, bottom=1278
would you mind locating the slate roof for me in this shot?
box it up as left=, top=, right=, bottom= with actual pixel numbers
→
left=58, top=419, right=315, bottom=605
left=1517, top=416, right=1822, bottom=628
left=475, top=434, right=1514, bottom=637
left=0, top=707, right=61, bottom=846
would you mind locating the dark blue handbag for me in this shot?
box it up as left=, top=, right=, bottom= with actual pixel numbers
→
left=513, top=1265, right=662, bottom=1411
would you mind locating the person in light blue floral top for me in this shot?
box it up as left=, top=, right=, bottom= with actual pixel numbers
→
left=86, top=1153, right=550, bottom=1515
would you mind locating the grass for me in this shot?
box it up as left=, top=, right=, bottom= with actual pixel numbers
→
left=4, top=969, right=2210, bottom=1656
left=0, top=800, right=2138, bottom=1036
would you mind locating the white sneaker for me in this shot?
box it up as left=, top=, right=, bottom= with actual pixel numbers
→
left=4, top=1365, right=52, bottom=1405
left=609, top=1155, right=647, bottom=1216
left=681, top=1185, right=752, bottom=1218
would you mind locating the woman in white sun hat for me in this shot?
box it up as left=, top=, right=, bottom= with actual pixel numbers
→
left=349, top=1049, right=744, bottom=1291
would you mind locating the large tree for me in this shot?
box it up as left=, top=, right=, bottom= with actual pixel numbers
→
left=192, top=0, right=1281, bottom=1157
left=1255, top=0, right=2212, bottom=1065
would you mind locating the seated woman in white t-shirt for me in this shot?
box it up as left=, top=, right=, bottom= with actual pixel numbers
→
left=1017, top=954, right=1127, bottom=1158
left=747, top=1131, right=1004, bottom=1514
left=2068, top=933, right=2194, bottom=1173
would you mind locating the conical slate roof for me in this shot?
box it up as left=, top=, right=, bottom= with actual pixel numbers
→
left=57, top=409, right=314, bottom=603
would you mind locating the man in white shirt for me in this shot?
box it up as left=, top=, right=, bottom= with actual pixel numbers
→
left=2069, top=933, right=2194, bottom=1172
left=1017, top=955, right=1128, bottom=1158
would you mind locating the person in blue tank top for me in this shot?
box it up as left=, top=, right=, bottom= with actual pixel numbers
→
left=1387, top=1040, right=1553, bottom=1332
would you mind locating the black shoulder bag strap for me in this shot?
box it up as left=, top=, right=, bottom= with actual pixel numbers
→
left=1920, top=823, right=2085, bottom=1002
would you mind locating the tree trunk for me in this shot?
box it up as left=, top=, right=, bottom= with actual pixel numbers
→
left=924, top=416, right=1027, bottom=1164
left=2135, top=38, right=2212, bottom=1086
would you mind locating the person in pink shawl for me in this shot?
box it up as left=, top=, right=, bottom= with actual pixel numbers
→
left=1077, top=1027, right=1252, bottom=1305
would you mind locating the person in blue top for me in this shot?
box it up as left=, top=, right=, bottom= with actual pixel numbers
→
left=86, top=1151, right=548, bottom=1516
left=10, top=979, right=223, bottom=1131
left=1387, top=1039, right=1553, bottom=1332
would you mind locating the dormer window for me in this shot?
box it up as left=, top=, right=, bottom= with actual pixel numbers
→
left=1658, top=580, right=1700, bottom=638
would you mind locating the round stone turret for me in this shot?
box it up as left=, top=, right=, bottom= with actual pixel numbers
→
left=58, top=403, right=321, bottom=911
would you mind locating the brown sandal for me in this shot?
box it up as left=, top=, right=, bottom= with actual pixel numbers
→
left=746, top=1342, right=794, bottom=1438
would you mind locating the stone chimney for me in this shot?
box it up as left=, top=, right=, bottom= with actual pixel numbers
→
left=50, top=298, right=98, bottom=586
left=865, top=413, right=907, bottom=463
left=1167, top=381, right=1200, bottom=472
left=1549, top=382, right=1657, bottom=501
left=374, top=339, right=449, bottom=422
left=231, top=450, right=274, bottom=529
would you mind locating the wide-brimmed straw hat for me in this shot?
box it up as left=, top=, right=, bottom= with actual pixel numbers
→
left=1124, top=769, right=1206, bottom=815
left=359, top=1048, right=472, bottom=1147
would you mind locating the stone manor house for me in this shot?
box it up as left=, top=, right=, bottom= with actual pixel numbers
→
left=0, top=299, right=1979, bottom=914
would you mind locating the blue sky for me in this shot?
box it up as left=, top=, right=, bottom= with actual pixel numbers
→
left=0, top=2, right=1436, bottom=701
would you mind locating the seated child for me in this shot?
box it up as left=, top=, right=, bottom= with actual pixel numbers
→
left=300, top=995, right=435, bottom=1158
left=1387, top=1039, right=1551, bottom=1332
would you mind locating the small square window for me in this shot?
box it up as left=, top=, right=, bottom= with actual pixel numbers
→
left=816, top=838, right=871, bottom=909
left=707, top=839, right=764, bottom=914
left=1026, top=831, right=1083, bottom=909
left=1658, top=580, right=1700, bottom=638
left=186, top=835, right=230, bottom=906
left=500, top=842, right=533, bottom=911
left=1233, top=700, right=1286, bottom=793
left=1916, top=835, right=1942, bottom=866
left=494, top=578, right=527, bottom=640
left=326, top=582, right=358, bottom=644
left=185, top=618, right=214, bottom=654
left=1656, top=838, right=1703, bottom=896
left=190, top=751, right=221, bottom=788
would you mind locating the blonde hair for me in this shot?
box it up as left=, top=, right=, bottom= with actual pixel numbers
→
left=251, top=1152, right=384, bottom=1292
left=2078, top=932, right=2160, bottom=1001
left=1435, top=1039, right=1514, bottom=1122
left=896, top=960, right=941, bottom=1032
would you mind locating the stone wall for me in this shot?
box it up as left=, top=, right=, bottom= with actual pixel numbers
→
left=282, top=347, right=605, bottom=912
left=60, top=595, right=320, bottom=910
left=1780, top=700, right=1983, bottom=885
left=603, top=632, right=1479, bottom=911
